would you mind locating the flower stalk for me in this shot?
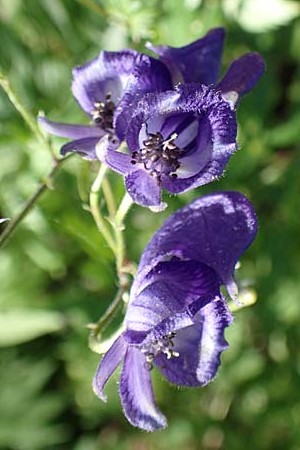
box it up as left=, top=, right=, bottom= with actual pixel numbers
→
left=89, top=164, right=117, bottom=253
left=88, top=165, right=134, bottom=345
left=0, top=155, right=72, bottom=249
left=0, top=71, right=56, bottom=159
left=0, top=71, right=72, bottom=248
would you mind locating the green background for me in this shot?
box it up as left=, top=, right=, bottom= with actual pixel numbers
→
left=0, top=0, right=300, bottom=449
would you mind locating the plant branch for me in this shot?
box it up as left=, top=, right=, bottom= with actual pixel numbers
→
left=102, top=177, right=117, bottom=219
left=88, top=281, right=129, bottom=342
left=0, top=155, right=72, bottom=249
left=114, top=192, right=134, bottom=276
left=89, top=164, right=116, bottom=253
left=0, top=70, right=56, bottom=159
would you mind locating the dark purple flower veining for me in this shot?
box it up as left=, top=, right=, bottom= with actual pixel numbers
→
left=93, top=192, right=258, bottom=431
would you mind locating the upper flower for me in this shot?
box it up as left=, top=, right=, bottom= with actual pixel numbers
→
left=97, top=29, right=265, bottom=210
left=99, top=83, right=238, bottom=210
left=39, top=29, right=265, bottom=210
left=38, top=49, right=172, bottom=158
left=93, top=192, right=258, bottom=431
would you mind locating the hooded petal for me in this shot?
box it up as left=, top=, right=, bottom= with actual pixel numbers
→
left=38, top=116, right=104, bottom=139
left=195, top=295, right=233, bottom=384
left=93, top=334, right=127, bottom=401
left=126, top=259, right=220, bottom=334
left=125, top=88, right=182, bottom=153
left=146, top=28, right=225, bottom=85
left=136, top=192, right=258, bottom=300
left=161, top=104, right=236, bottom=192
left=114, top=54, right=173, bottom=140
left=125, top=170, right=164, bottom=210
left=154, top=295, right=232, bottom=386
left=60, top=137, right=100, bottom=159
left=126, top=84, right=237, bottom=196
left=217, top=52, right=265, bottom=97
left=119, top=346, right=167, bottom=431
left=72, top=49, right=139, bottom=115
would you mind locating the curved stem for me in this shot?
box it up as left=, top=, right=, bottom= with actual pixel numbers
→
left=102, top=177, right=117, bottom=219
left=0, top=155, right=72, bottom=249
left=89, top=164, right=116, bottom=254
left=0, top=71, right=56, bottom=159
left=114, top=192, right=134, bottom=276
left=88, top=282, right=129, bottom=340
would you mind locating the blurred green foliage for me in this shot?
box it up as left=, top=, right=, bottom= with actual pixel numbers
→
left=0, top=0, right=300, bottom=449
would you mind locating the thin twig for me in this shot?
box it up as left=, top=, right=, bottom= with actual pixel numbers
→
left=114, top=192, right=134, bottom=275
left=89, top=164, right=116, bottom=253
left=0, top=155, right=72, bottom=249
left=89, top=281, right=129, bottom=340
left=102, top=177, right=117, bottom=219
left=0, top=71, right=56, bottom=159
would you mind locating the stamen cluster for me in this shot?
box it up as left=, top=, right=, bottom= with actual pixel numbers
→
left=131, top=132, right=181, bottom=180
left=92, top=93, right=115, bottom=131
left=141, top=331, right=179, bottom=370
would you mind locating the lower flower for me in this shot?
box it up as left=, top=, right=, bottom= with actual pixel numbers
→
left=93, top=192, right=258, bottom=431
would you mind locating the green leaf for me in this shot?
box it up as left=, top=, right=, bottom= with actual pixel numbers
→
left=0, top=309, right=66, bottom=346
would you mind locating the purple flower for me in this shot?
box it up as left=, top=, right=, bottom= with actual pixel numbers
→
left=38, top=50, right=172, bottom=159
left=98, top=30, right=265, bottom=210
left=93, top=192, right=258, bottom=431
left=146, top=27, right=265, bottom=95
left=100, top=83, right=238, bottom=210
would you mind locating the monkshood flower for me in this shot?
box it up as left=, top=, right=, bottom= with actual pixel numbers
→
left=38, top=50, right=172, bottom=158
left=93, top=192, right=258, bottom=431
left=98, top=30, right=265, bottom=210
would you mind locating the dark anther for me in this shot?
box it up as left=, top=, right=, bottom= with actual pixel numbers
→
left=130, top=131, right=182, bottom=179
left=92, top=93, right=115, bottom=131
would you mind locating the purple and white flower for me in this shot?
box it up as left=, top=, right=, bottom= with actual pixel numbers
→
left=39, top=29, right=264, bottom=210
left=38, top=50, right=172, bottom=159
left=98, top=31, right=265, bottom=210
left=93, top=192, right=258, bottom=431
left=100, top=83, right=238, bottom=210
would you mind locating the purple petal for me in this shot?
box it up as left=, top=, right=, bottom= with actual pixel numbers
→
left=126, top=260, right=220, bottom=334
left=125, top=170, right=164, bottom=210
left=38, top=116, right=104, bottom=139
left=136, top=192, right=258, bottom=300
left=115, top=54, right=173, bottom=140
left=119, top=347, right=167, bottom=431
left=60, top=137, right=100, bottom=159
left=125, top=84, right=237, bottom=194
left=164, top=115, right=213, bottom=183
left=93, top=334, right=127, bottom=401
left=162, top=153, right=234, bottom=193
left=72, top=50, right=139, bottom=115
left=126, top=89, right=182, bottom=153
left=96, top=135, right=133, bottom=174
left=195, top=295, right=233, bottom=384
left=155, top=295, right=232, bottom=386
left=146, top=28, right=225, bottom=84
left=217, top=52, right=265, bottom=97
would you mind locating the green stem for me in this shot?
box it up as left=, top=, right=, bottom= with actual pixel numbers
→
left=114, top=192, right=134, bottom=275
left=89, top=282, right=128, bottom=340
left=88, top=190, right=134, bottom=348
left=102, top=177, right=117, bottom=219
left=0, top=155, right=72, bottom=249
left=89, top=164, right=116, bottom=253
left=0, top=71, right=56, bottom=159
